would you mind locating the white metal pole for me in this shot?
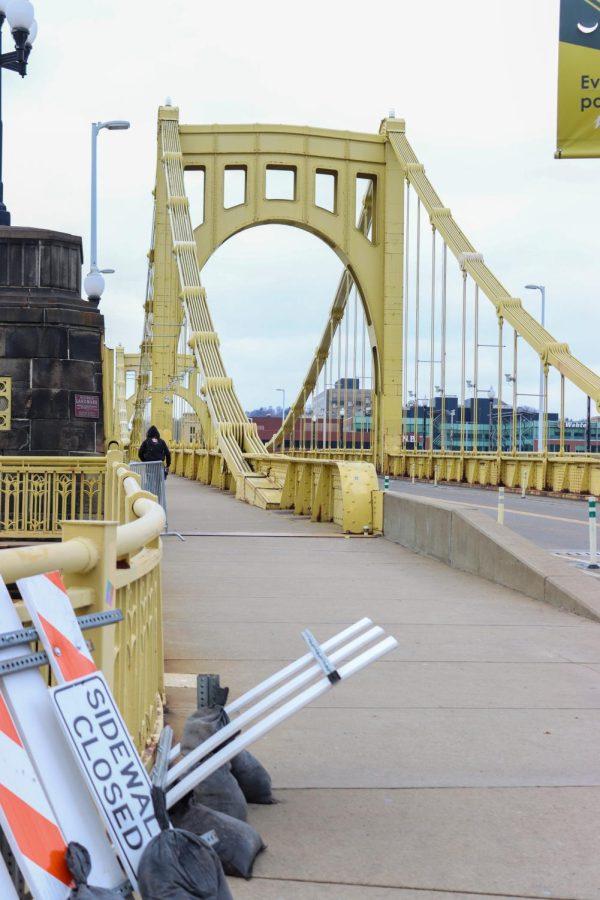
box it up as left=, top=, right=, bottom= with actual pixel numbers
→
left=167, top=625, right=385, bottom=785
left=169, top=618, right=374, bottom=764
left=227, top=618, right=372, bottom=714
left=90, top=123, right=99, bottom=271
left=588, top=497, right=598, bottom=569
left=498, top=487, right=505, bottom=525
left=166, top=636, right=398, bottom=808
left=538, top=287, right=545, bottom=453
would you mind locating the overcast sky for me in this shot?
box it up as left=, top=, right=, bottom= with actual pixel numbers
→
left=7, top=0, right=599, bottom=415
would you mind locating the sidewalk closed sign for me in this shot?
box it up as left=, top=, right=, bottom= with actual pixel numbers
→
left=51, top=672, right=161, bottom=887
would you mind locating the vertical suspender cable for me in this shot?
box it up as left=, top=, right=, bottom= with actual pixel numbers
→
left=543, top=367, right=549, bottom=454
left=429, top=227, right=436, bottom=453
left=512, top=330, right=518, bottom=454
left=361, top=307, right=366, bottom=452
left=352, top=289, right=358, bottom=453
left=441, top=242, right=447, bottom=452
left=460, top=272, right=467, bottom=454
left=559, top=375, right=565, bottom=455
left=404, top=182, right=411, bottom=411
left=321, top=354, right=326, bottom=451
left=473, top=284, right=479, bottom=453
left=414, top=200, right=421, bottom=451
left=497, top=316, right=503, bottom=454
left=336, top=321, right=342, bottom=451
left=344, top=296, right=349, bottom=454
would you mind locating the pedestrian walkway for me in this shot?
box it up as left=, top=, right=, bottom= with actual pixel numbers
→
left=163, top=476, right=600, bottom=899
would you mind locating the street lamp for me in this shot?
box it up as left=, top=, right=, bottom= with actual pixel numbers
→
left=525, top=284, right=546, bottom=452
left=0, top=0, right=37, bottom=226
left=275, top=388, right=285, bottom=449
left=84, top=119, right=131, bottom=303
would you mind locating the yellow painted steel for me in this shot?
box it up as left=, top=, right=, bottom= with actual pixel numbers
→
left=130, top=109, right=600, bottom=502
left=170, top=443, right=381, bottom=532
left=0, top=375, right=11, bottom=432
left=114, top=344, right=130, bottom=447
left=387, top=450, right=600, bottom=497
left=0, top=456, right=107, bottom=539
left=0, top=449, right=165, bottom=756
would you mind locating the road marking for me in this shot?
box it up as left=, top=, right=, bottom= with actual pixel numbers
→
left=393, top=490, right=588, bottom=527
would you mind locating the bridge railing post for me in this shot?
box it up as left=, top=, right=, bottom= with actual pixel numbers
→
left=60, top=519, right=119, bottom=689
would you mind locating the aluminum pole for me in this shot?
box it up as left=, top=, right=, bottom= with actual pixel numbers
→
left=90, top=123, right=99, bottom=271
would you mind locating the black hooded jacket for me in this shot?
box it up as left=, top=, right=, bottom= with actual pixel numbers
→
left=138, top=426, right=172, bottom=467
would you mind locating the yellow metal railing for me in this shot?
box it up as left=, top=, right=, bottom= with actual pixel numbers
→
left=0, top=456, right=107, bottom=540
left=389, top=450, right=600, bottom=496
left=170, top=443, right=382, bottom=532
left=0, top=449, right=165, bottom=756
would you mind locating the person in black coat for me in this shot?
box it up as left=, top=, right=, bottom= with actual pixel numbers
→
left=138, top=425, right=172, bottom=477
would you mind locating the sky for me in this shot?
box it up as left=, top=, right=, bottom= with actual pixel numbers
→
left=6, top=0, right=600, bottom=416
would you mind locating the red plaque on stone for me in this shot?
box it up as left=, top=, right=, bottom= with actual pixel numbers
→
left=74, top=393, right=100, bottom=419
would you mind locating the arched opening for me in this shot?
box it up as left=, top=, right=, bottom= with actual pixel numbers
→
left=198, top=224, right=375, bottom=452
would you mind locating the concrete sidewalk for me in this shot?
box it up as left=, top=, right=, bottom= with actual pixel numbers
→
left=162, top=476, right=600, bottom=899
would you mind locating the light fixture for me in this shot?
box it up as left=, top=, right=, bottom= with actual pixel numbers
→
left=0, top=0, right=36, bottom=224
left=84, top=270, right=105, bottom=302
left=103, top=120, right=130, bottom=131
left=6, top=0, right=34, bottom=32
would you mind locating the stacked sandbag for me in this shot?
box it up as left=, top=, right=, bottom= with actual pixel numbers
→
left=67, top=843, right=133, bottom=899
left=171, top=800, right=265, bottom=880
left=137, top=829, right=233, bottom=900
left=137, top=786, right=232, bottom=900
left=181, top=704, right=275, bottom=807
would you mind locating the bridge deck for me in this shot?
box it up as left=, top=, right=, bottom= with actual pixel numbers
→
left=163, top=476, right=600, bottom=899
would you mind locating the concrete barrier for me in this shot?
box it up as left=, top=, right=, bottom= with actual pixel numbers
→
left=384, top=492, right=600, bottom=622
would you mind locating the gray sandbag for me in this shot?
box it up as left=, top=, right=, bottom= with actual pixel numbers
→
left=181, top=706, right=230, bottom=756
left=67, top=843, right=133, bottom=899
left=192, top=763, right=248, bottom=821
left=172, top=800, right=266, bottom=879
left=230, top=750, right=275, bottom=805
left=137, top=829, right=233, bottom=900
left=182, top=703, right=274, bottom=805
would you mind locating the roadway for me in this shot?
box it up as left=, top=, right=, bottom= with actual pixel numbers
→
left=163, top=476, right=600, bottom=899
left=382, top=477, right=592, bottom=554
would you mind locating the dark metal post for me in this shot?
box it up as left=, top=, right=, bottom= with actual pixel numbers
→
left=0, top=16, right=8, bottom=227
left=587, top=396, right=592, bottom=454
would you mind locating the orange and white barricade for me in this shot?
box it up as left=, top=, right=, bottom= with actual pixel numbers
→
left=18, top=572, right=161, bottom=889
left=0, top=578, right=124, bottom=891
left=0, top=691, right=71, bottom=898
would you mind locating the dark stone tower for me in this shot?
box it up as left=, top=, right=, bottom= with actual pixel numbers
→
left=0, top=227, right=105, bottom=455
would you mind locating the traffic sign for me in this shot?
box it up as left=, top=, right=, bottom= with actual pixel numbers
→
left=51, top=672, right=160, bottom=888
left=0, top=578, right=123, bottom=890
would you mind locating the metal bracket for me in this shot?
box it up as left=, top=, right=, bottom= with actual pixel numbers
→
left=0, top=609, right=124, bottom=676
left=197, top=673, right=225, bottom=709
left=151, top=725, right=173, bottom=790
left=0, top=609, right=123, bottom=650
left=301, top=629, right=341, bottom=684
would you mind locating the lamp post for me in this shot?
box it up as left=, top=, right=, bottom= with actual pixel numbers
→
left=275, top=388, right=285, bottom=450
left=84, top=119, right=131, bottom=304
left=525, top=284, right=546, bottom=452
left=0, top=0, right=37, bottom=226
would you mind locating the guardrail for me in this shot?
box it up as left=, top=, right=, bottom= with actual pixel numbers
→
left=0, top=456, right=107, bottom=539
left=0, top=449, right=166, bottom=756
left=170, top=444, right=383, bottom=533
left=388, top=450, right=600, bottom=495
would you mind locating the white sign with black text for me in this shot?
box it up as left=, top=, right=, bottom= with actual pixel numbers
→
left=51, top=672, right=161, bottom=887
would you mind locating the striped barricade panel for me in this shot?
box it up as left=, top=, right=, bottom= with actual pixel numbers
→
left=0, top=691, right=71, bottom=898
left=18, top=572, right=161, bottom=889
left=18, top=572, right=97, bottom=684
left=0, top=578, right=124, bottom=891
